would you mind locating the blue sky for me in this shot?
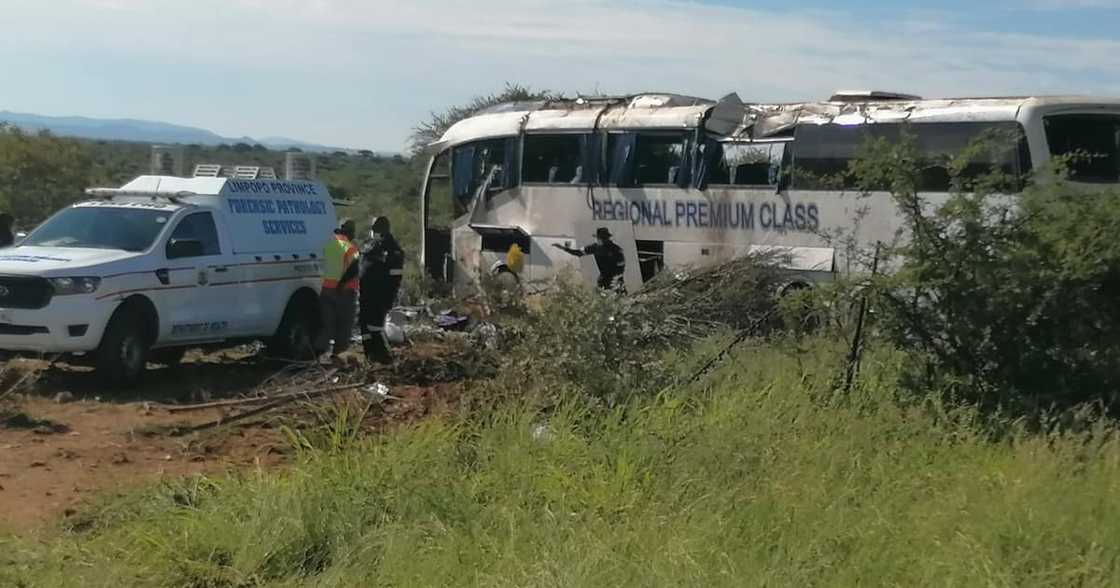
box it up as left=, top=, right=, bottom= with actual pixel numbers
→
left=2, top=0, right=1119, bottom=151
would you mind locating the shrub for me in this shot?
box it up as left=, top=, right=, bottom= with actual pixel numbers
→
left=845, top=127, right=1120, bottom=413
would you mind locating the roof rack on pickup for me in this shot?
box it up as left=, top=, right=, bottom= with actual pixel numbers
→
left=192, top=164, right=278, bottom=179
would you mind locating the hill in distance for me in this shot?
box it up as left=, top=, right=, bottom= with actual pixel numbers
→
left=0, top=110, right=351, bottom=153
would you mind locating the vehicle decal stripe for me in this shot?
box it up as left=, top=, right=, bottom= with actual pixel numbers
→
left=102, top=267, right=195, bottom=279
left=95, top=285, right=196, bottom=300
left=94, top=276, right=314, bottom=299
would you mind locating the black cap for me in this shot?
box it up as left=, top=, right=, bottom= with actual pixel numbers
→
left=595, top=227, right=612, bottom=239
left=370, top=216, right=391, bottom=234
left=337, top=218, right=356, bottom=237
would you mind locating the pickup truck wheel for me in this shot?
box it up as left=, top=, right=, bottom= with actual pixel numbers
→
left=96, top=308, right=150, bottom=387
left=268, top=300, right=317, bottom=361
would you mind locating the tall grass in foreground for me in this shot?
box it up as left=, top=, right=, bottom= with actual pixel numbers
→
left=3, top=338, right=1119, bottom=587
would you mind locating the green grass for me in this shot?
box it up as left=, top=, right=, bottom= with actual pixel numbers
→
left=4, top=338, right=1119, bottom=587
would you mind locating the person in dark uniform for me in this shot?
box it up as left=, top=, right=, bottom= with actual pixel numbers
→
left=357, top=216, right=405, bottom=363
left=553, top=227, right=627, bottom=293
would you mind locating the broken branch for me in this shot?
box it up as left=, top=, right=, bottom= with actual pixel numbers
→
left=172, top=383, right=373, bottom=435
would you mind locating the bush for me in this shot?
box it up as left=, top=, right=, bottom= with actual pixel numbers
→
left=476, top=256, right=786, bottom=411
left=845, top=128, right=1120, bottom=414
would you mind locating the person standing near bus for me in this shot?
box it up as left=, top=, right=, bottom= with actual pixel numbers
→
left=553, top=227, right=627, bottom=293
left=0, top=213, right=15, bottom=248
left=317, top=218, right=360, bottom=360
left=357, top=216, right=404, bottom=363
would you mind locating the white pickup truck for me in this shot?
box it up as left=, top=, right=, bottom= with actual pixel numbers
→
left=0, top=175, right=338, bottom=385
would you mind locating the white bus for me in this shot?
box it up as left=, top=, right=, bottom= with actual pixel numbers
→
left=418, top=91, right=1120, bottom=294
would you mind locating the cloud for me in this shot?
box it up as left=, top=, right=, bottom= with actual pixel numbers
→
left=2, top=0, right=1120, bottom=148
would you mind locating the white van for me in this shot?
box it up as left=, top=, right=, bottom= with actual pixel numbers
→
left=0, top=175, right=338, bottom=385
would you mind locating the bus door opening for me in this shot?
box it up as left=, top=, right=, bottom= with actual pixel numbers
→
left=423, top=151, right=453, bottom=282
left=636, top=240, right=665, bottom=283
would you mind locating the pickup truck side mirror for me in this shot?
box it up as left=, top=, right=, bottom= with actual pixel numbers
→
left=167, top=238, right=204, bottom=259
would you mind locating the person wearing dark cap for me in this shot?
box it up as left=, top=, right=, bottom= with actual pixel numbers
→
left=552, top=227, right=627, bottom=293
left=316, top=218, right=360, bottom=360
left=0, top=213, right=15, bottom=248
left=357, top=216, right=405, bottom=363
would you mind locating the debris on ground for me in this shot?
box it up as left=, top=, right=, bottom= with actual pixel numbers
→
left=435, top=310, right=471, bottom=331
left=0, top=338, right=478, bottom=533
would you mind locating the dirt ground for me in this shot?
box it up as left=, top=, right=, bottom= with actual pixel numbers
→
left=0, top=345, right=465, bottom=535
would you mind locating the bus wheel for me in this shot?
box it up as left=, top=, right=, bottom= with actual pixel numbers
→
left=96, top=307, right=150, bottom=387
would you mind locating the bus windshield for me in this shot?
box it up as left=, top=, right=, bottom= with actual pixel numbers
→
left=23, top=206, right=172, bottom=252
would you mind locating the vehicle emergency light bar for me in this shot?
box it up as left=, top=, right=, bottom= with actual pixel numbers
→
left=85, top=188, right=197, bottom=202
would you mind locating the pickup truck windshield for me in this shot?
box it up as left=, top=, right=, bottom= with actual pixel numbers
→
left=22, top=207, right=171, bottom=252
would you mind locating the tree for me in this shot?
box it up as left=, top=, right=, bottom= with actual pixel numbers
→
left=0, top=124, right=94, bottom=224
left=408, top=83, right=563, bottom=156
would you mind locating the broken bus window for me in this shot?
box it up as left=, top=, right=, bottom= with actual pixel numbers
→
left=451, top=138, right=517, bottom=211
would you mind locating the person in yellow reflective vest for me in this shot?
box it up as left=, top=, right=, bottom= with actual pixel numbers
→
left=316, top=218, right=360, bottom=359
left=506, top=243, right=525, bottom=276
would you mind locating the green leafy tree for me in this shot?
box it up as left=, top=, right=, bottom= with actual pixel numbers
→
left=408, top=83, right=562, bottom=156
left=0, top=124, right=94, bottom=224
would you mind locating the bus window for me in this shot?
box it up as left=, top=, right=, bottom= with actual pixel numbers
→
left=710, top=142, right=785, bottom=186
left=523, top=135, right=582, bottom=184
left=451, top=138, right=517, bottom=207
left=426, top=151, right=456, bottom=226
left=635, top=133, right=687, bottom=186
left=1044, top=114, right=1120, bottom=183
left=792, top=122, right=1029, bottom=191
left=607, top=132, right=688, bottom=187
left=792, top=124, right=885, bottom=190
left=606, top=133, right=635, bottom=186
left=915, top=122, right=1029, bottom=191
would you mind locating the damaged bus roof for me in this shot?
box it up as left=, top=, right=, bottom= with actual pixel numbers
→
left=431, top=92, right=1120, bottom=150
left=432, top=93, right=725, bottom=151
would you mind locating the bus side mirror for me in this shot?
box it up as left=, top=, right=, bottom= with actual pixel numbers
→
left=167, top=238, right=204, bottom=259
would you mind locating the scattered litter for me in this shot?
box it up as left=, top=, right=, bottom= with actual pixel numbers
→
left=436, top=311, right=470, bottom=331
left=362, top=383, right=392, bottom=401
left=395, top=306, right=423, bottom=321
left=530, top=423, right=553, bottom=442
left=403, top=324, right=446, bottom=342
left=471, top=322, right=500, bottom=350
left=385, top=320, right=405, bottom=346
